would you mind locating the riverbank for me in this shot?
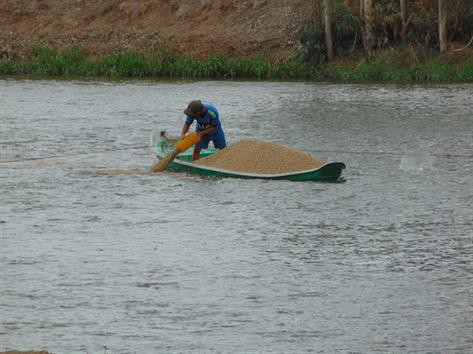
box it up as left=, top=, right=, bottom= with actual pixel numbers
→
left=2, top=1, right=472, bottom=83
left=1, top=46, right=472, bottom=83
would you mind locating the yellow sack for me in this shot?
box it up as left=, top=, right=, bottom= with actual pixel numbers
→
left=175, top=132, right=201, bottom=152
left=151, top=132, right=201, bottom=173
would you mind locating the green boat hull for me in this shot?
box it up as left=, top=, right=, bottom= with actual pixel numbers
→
left=154, top=139, right=345, bottom=182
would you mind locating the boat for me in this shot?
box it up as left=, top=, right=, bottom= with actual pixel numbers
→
left=151, top=132, right=346, bottom=182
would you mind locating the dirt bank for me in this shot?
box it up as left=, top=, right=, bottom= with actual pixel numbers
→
left=0, top=0, right=310, bottom=60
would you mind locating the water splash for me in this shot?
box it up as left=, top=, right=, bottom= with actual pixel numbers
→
left=400, top=149, right=436, bottom=171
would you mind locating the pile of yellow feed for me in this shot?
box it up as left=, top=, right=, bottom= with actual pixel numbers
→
left=194, top=138, right=324, bottom=174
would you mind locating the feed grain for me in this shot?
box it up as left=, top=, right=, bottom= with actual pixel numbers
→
left=194, top=139, right=324, bottom=174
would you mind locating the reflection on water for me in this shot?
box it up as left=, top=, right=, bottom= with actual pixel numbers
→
left=1, top=80, right=472, bottom=354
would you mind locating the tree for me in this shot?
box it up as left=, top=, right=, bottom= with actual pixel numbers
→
left=363, top=0, right=374, bottom=55
left=314, top=0, right=322, bottom=30
left=400, top=0, right=409, bottom=42
left=438, top=0, right=448, bottom=52
left=324, top=0, right=334, bottom=61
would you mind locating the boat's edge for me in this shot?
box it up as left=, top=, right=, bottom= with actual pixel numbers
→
left=152, top=133, right=346, bottom=181
left=172, top=156, right=344, bottom=179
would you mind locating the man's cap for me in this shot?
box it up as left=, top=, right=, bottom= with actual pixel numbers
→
left=184, top=100, right=204, bottom=116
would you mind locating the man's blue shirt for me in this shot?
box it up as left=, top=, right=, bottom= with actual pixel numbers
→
left=185, top=103, right=222, bottom=133
left=185, top=103, right=226, bottom=149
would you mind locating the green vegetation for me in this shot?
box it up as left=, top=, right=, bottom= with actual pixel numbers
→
left=1, top=1, right=472, bottom=82
left=305, top=0, right=473, bottom=58
left=327, top=51, right=473, bottom=83
left=296, top=1, right=362, bottom=64
left=1, top=44, right=472, bottom=83
left=0, top=45, right=317, bottom=80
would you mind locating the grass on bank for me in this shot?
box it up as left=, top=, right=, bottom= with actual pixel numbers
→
left=0, top=45, right=317, bottom=80
left=1, top=45, right=473, bottom=82
left=327, top=50, right=473, bottom=83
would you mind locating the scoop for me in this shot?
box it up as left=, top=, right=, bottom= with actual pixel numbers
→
left=151, top=132, right=201, bottom=172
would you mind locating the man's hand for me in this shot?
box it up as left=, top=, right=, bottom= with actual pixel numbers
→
left=180, top=123, right=191, bottom=140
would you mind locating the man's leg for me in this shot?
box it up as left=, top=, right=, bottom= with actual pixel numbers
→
left=213, top=130, right=227, bottom=149
left=192, top=147, right=202, bottom=161
left=193, top=133, right=209, bottom=161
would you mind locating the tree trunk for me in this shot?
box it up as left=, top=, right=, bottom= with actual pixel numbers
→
left=363, top=0, right=374, bottom=55
left=314, top=0, right=322, bottom=30
left=400, top=0, right=408, bottom=42
left=438, top=0, right=448, bottom=52
left=324, top=0, right=334, bottom=61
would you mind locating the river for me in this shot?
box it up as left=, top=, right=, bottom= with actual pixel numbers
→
left=1, top=79, right=472, bottom=353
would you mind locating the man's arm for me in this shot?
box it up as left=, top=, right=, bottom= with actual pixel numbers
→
left=197, top=126, right=217, bottom=137
left=198, top=108, right=219, bottom=137
left=180, top=123, right=191, bottom=138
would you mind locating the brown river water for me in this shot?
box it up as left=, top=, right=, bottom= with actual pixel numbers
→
left=1, top=79, right=472, bottom=353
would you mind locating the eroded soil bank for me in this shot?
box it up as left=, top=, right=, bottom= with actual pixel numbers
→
left=0, top=0, right=309, bottom=60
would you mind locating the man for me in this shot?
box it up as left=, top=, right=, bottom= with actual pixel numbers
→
left=181, top=100, right=227, bottom=161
